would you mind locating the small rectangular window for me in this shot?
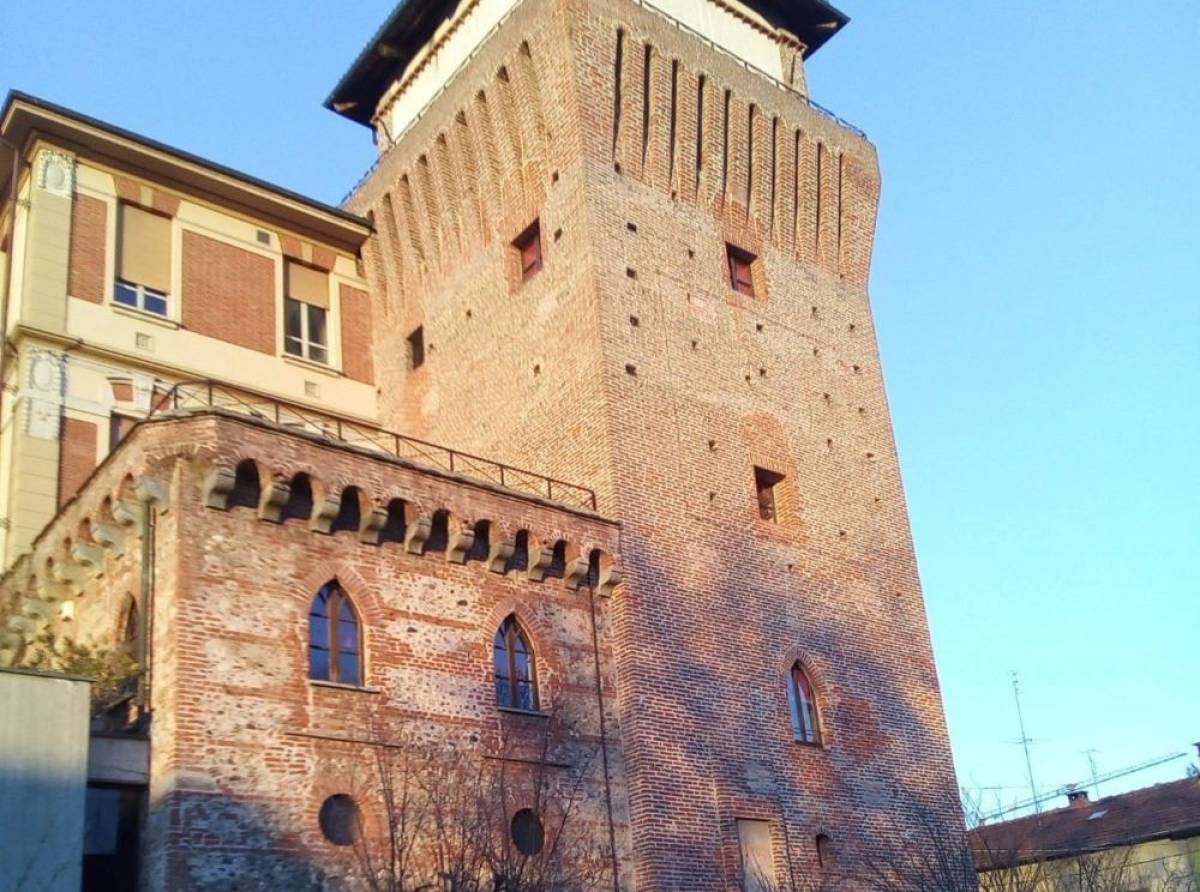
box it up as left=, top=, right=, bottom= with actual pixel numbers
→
left=514, top=221, right=543, bottom=282
left=284, top=261, right=330, bottom=363
left=754, top=466, right=784, bottom=523
left=736, top=819, right=776, bottom=892
left=108, top=413, right=137, bottom=451
left=115, top=203, right=171, bottom=316
left=408, top=326, right=425, bottom=370
left=727, top=244, right=756, bottom=296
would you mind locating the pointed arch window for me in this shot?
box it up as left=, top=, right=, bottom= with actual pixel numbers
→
left=788, top=662, right=821, bottom=745
left=309, top=581, right=361, bottom=686
left=493, top=616, right=538, bottom=712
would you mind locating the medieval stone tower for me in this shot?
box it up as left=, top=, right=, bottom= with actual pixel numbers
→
left=332, top=0, right=964, bottom=886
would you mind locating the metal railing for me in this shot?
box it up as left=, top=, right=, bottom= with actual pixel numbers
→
left=149, top=380, right=598, bottom=512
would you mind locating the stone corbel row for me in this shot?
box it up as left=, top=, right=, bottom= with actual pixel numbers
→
left=201, top=463, right=623, bottom=596
left=0, top=477, right=170, bottom=665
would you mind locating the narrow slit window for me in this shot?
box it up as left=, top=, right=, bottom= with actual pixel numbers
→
left=788, top=663, right=822, bottom=745
left=514, top=221, right=543, bottom=282
left=754, top=466, right=784, bottom=522
left=284, top=261, right=330, bottom=364
left=727, top=244, right=756, bottom=297
left=407, top=326, right=425, bottom=370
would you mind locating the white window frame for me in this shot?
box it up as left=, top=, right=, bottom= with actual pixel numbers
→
left=113, top=279, right=169, bottom=317
left=284, top=297, right=329, bottom=364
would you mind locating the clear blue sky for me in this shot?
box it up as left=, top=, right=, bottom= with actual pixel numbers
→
left=3, top=1, right=1197, bottom=817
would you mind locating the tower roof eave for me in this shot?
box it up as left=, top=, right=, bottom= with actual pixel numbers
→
left=324, top=0, right=850, bottom=128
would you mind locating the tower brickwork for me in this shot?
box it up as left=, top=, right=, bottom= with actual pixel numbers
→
left=346, top=0, right=965, bottom=887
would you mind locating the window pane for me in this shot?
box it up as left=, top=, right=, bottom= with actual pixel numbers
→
left=514, top=647, right=532, bottom=684
left=337, top=617, right=358, bottom=653
left=285, top=298, right=302, bottom=339
left=308, top=345, right=328, bottom=364
left=309, top=646, right=329, bottom=681
left=495, top=677, right=511, bottom=707
left=516, top=681, right=535, bottom=712
left=307, top=304, right=328, bottom=347
left=144, top=293, right=168, bottom=316
left=284, top=337, right=303, bottom=357
left=114, top=281, right=138, bottom=307
left=337, top=652, right=360, bottom=687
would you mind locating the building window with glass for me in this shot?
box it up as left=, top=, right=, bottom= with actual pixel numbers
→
left=115, top=203, right=171, bottom=316
left=284, top=260, right=330, bottom=363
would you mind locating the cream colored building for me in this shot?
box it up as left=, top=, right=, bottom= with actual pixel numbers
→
left=0, top=92, right=374, bottom=567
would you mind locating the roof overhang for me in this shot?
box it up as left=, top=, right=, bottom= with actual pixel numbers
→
left=1, top=91, right=371, bottom=252
left=324, top=0, right=850, bottom=128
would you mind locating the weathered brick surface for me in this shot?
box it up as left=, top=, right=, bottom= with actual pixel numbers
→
left=346, top=0, right=964, bottom=887
left=68, top=192, right=107, bottom=303
left=56, top=416, right=97, bottom=506
left=4, top=414, right=632, bottom=889
left=181, top=231, right=276, bottom=354
left=338, top=283, right=374, bottom=384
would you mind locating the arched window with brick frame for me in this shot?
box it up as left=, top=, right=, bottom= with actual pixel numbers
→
left=308, top=581, right=361, bottom=686
left=787, top=662, right=822, bottom=745
left=493, top=615, right=538, bottom=712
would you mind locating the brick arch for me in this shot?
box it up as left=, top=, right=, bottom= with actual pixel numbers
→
left=296, top=564, right=380, bottom=626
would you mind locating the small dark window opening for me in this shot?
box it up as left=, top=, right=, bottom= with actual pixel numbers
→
left=426, top=510, right=450, bottom=553
left=329, top=487, right=362, bottom=535
left=493, top=615, right=538, bottom=711
left=587, top=550, right=603, bottom=588
left=229, top=460, right=261, bottom=510
left=308, top=581, right=361, bottom=686
left=507, top=530, right=530, bottom=573
left=407, top=326, right=425, bottom=370
left=283, top=473, right=314, bottom=523
left=109, top=413, right=137, bottom=451
left=754, top=467, right=784, bottom=523
left=468, top=520, right=491, bottom=562
left=727, top=244, right=756, bottom=296
left=514, top=221, right=543, bottom=282
left=815, top=834, right=833, bottom=868
left=379, top=499, right=407, bottom=546
left=121, top=598, right=139, bottom=654
left=318, top=794, right=362, bottom=846
left=511, top=808, right=545, bottom=856
left=545, top=540, right=567, bottom=579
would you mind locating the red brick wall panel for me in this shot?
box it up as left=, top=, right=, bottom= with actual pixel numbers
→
left=181, top=231, right=276, bottom=354
left=338, top=284, right=374, bottom=384
left=68, top=194, right=107, bottom=304
left=57, top=417, right=97, bottom=506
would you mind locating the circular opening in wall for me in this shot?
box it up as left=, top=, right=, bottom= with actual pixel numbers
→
left=511, top=808, right=544, bottom=856
left=319, top=794, right=362, bottom=846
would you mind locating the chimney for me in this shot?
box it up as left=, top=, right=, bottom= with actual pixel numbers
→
left=1066, top=789, right=1090, bottom=808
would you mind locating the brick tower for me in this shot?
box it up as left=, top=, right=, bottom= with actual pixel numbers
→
left=333, top=0, right=965, bottom=886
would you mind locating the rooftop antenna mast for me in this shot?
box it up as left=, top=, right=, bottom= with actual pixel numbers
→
left=1082, top=749, right=1102, bottom=798
left=1012, top=672, right=1040, bottom=815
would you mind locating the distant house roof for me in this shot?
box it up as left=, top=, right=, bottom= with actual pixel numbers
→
left=969, top=777, right=1200, bottom=869
left=325, top=0, right=850, bottom=127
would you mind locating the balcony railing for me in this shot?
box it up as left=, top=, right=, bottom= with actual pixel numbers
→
left=148, top=380, right=598, bottom=512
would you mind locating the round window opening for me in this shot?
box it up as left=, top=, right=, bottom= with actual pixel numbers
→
left=511, top=808, right=545, bottom=856
left=319, top=794, right=361, bottom=846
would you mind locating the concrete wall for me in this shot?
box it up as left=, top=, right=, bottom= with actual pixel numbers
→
left=0, top=667, right=90, bottom=892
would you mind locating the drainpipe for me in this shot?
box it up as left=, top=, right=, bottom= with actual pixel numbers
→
left=135, top=499, right=156, bottom=712
left=587, top=581, right=621, bottom=892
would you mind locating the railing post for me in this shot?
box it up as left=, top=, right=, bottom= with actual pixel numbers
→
left=499, top=466, right=506, bottom=488
left=547, top=480, right=553, bottom=502
left=394, top=434, right=401, bottom=458
left=449, top=451, right=455, bottom=473
left=207, top=380, right=213, bottom=407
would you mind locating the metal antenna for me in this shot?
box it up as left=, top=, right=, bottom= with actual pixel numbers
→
left=1082, top=749, right=1102, bottom=798
left=1012, top=672, right=1040, bottom=815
